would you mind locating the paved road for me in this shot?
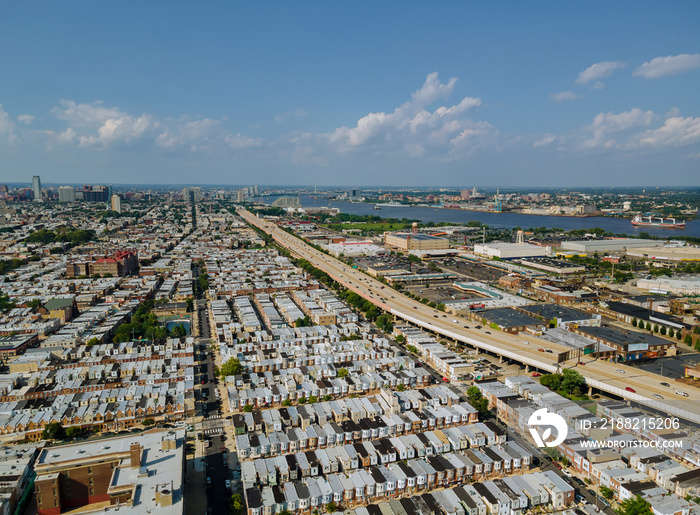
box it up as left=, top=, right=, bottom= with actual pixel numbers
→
left=240, top=209, right=700, bottom=424
left=204, top=432, right=230, bottom=514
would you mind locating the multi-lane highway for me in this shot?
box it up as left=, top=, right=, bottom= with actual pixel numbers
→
left=240, top=209, right=700, bottom=424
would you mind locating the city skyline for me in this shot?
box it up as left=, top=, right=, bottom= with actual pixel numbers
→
left=0, top=2, right=699, bottom=186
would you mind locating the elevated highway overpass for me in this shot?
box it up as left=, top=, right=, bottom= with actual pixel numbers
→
left=240, top=209, right=700, bottom=425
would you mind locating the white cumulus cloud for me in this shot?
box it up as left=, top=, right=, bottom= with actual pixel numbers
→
left=628, top=116, right=700, bottom=148
left=327, top=72, right=490, bottom=160
left=581, top=108, right=654, bottom=149
left=575, top=61, right=626, bottom=85
left=17, top=114, right=35, bottom=124
left=533, top=134, right=557, bottom=148
left=633, top=53, right=700, bottom=79
left=549, top=91, right=580, bottom=103
left=51, top=100, right=154, bottom=147
left=0, top=105, right=17, bottom=144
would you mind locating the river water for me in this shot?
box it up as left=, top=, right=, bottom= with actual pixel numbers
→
left=264, top=195, right=700, bottom=238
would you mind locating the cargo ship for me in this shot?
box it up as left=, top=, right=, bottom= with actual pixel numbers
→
left=631, top=213, right=686, bottom=229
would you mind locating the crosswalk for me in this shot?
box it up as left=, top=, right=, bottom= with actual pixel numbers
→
left=204, top=427, right=223, bottom=435
left=207, top=414, right=222, bottom=420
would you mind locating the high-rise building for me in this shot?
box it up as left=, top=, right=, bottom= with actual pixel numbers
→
left=237, top=190, right=245, bottom=202
left=253, top=185, right=259, bottom=196
left=182, top=186, right=202, bottom=202
left=82, top=185, right=111, bottom=202
left=58, top=186, right=76, bottom=202
left=110, top=194, right=122, bottom=213
left=32, top=176, right=42, bottom=201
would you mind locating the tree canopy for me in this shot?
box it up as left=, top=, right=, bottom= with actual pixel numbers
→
left=221, top=357, right=242, bottom=377
left=617, top=495, right=652, bottom=515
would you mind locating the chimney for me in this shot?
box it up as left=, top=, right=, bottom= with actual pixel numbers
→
left=130, top=443, right=141, bottom=468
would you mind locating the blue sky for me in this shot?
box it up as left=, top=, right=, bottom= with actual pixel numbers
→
left=1, top=1, right=699, bottom=187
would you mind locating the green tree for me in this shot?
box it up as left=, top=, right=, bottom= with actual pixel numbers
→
left=42, top=422, right=65, bottom=440
left=231, top=493, right=243, bottom=515
left=65, top=426, right=83, bottom=439
left=600, top=485, right=614, bottom=500
left=142, top=418, right=155, bottom=426
left=243, top=405, right=253, bottom=412
left=220, top=357, right=242, bottom=377
left=337, top=368, right=348, bottom=379
left=0, top=292, right=15, bottom=312
left=307, top=396, right=318, bottom=404
left=540, top=374, right=562, bottom=391
left=659, top=326, right=666, bottom=336
left=466, top=386, right=489, bottom=415
left=395, top=334, right=405, bottom=344
left=282, top=399, right=292, bottom=407
left=375, top=313, right=393, bottom=333
left=407, top=345, right=418, bottom=354
left=295, top=315, right=313, bottom=327
left=617, top=495, right=652, bottom=515
left=561, top=369, right=586, bottom=395
left=186, top=297, right=194, bottom=312
left=684, top=334, right=693, bottom=345
left=86, top=337, right=100, bottom=346
left=326, top=501, right=337, bottom=513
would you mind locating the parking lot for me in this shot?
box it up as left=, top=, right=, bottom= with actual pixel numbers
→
left=405, top=282, right=487, bottom=304
left=437, top=257, right=507, bottom=283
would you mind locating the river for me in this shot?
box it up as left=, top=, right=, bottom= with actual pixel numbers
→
left=263, top=195, right=700, bottom=238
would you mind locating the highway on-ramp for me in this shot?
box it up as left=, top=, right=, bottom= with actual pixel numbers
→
left=240, top=209, right=700, bottom=424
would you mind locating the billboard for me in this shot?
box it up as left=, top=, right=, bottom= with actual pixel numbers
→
left=628, top=342, right=649, bottom=352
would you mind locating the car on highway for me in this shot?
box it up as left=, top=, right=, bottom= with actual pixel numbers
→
left=225, top=479, right=231, bottom=490
left=660, top=382, right=670, bottom=387
left=616, top=369, right=625, bottom=373
left=537, top=348, right=545, bottom=352
left=485, top=331, right=491, bottom=334
left=521, top=340, right=529, bottom=345
left=578, top=362, right=585, bottom=365
left=676, top=391, right=689, bottom=397
left=464, top=325, right=470, bottom=329
left=452, top=319, right=458, bottom=323
left=652, top=394, right=663, bottom=400
left=545, top=349, right=553, bottom=353
left=475, top=325, right=482, bottom=329
left=625, top=387, right=636, bottom=393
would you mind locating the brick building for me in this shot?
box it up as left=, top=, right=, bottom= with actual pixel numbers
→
left=34, top=429, right=184, bottom=514
left=92, top=251, right=138, bottom=277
